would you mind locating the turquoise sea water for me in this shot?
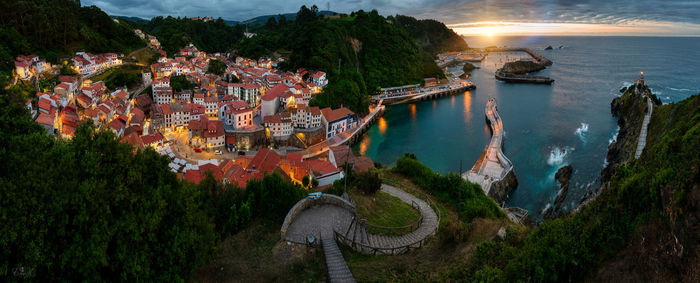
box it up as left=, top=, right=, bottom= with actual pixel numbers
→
left=354, top=36, right=700, bottom=218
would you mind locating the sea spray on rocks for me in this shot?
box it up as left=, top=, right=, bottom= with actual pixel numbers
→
left=547, top=146, right=574, bottom=166
left=574, top=122, right=589, bottom=143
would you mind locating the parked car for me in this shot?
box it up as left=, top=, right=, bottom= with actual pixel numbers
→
left=215, top=150, right=222, bottom=155
left=194, top=148, right=202, bottom=153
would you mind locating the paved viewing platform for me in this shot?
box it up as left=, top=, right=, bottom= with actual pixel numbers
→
left=462, top=98, right=514, bottom=197
left=281, top=184, right=439, bottom=281
left=371, top=78, right=475, bottom=105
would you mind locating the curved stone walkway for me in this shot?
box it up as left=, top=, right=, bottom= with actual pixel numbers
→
left=635, top=97, right=653, bottom=159
left=283, top=184, right=439, bottom=281
left=340, top=184, right=439, bottom=255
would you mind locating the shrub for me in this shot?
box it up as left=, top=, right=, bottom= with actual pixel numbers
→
left=393, top=155, right=503, bottom=222
left=355, top=169, right=382, bottom=194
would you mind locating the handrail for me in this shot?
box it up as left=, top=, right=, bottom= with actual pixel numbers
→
left=333, top=182, right=441, bottom=255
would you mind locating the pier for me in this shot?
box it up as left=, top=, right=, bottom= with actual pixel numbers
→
left=371, top=78, right=476, bottom=105
left=495, top=70, right=554, bottom=84
left=462, top=98, right=516, bottom=200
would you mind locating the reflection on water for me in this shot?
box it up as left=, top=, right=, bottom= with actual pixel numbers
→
left=463, top=91, right=472, bottom=123
left=358, top=134, right=370, bottom=156
left=378, top=117, right=387, bottom=135
left=409, top=104, right=417, bottom=120
left=451, top=95, right=455, bottom=109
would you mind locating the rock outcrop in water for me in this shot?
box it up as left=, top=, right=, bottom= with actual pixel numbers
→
left=500, top=61, right=546, bottom=75
left=542, top=165, right=573, bottom=219
left=488, top=169, right=518, bottom=204
left=545, top=45, right=553, bottom=50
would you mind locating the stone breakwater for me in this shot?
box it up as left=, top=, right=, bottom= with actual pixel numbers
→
left=462, top=98, right=518, bottom=204
left=486, top=47, right=555, bottom=84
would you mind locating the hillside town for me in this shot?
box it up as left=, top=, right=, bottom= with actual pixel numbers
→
left=19, top=31, right=376, bottom=189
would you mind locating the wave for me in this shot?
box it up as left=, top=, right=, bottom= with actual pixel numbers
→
left=547, top=146, right=573, bottom=166
left=574, top=122, right=589, bottom=143
left=608, top=126, right=619, bottom=145
left=665, top=86, right=695, bottom=92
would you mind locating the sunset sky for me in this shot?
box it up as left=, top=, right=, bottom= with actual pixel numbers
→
left=86, top=0, right=700, bottom=36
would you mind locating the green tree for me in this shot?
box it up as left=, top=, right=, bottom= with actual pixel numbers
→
left=207, top=59, right=226, bottom=76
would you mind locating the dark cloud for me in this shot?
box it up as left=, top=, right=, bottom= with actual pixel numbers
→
left=85, top=0, right=700, bottom=28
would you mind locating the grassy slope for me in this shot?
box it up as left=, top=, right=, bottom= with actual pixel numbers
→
left=193, top=220, right=325, bottom=282
left=343, top=171, right=509, bottom=281
left=349, top=188, right=421, bottom=235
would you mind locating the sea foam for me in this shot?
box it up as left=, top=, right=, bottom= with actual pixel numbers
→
left=547, top=146, right=573, bottom=166
left=574, top=122, right=589, bottom=142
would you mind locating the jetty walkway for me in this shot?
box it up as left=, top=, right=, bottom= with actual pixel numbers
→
left=371, top=78, right=475, bottom=105
left=635, top=96, right=653, bottom=159
left=462, top=98, right=514, bottom=196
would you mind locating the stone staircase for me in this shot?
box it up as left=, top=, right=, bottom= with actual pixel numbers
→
left=322, top=236, right=356, bottom=283
left=635, top=97, right=653, bottom=159
left=337, top=185, right=440, bottom=255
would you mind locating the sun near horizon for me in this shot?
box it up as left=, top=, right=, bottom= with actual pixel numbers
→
left=449, top=21, right=700, bottom=37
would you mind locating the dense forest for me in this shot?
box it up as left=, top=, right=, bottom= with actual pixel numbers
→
left=0, top=0, right=144, bottom=72
left=236, top=6, right=462, bottom=113
left=129, top=16, right=245, bottom=57
left=393, top=15, right=469, bottom=54
left=0, top=85, right=309, bottom=280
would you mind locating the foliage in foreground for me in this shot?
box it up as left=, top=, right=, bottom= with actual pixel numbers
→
left=454, top=94, right=700, bottom=282
left=393, top=154, right=504, bottom=222
left=0, top=89, right=306, bottom=281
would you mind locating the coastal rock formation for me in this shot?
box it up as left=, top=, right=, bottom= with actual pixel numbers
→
left=542, top=165, right=573, bottom=219
left=619, top=86, right=627, bottom=93
left=500, top=61, right=546, bottom=75
left=488, top=169, right=518, bottom=204
left=462, top=62, right=477, bottom=73
left=601, top=87, right=649, bottom=182
left=545, top=45, right=553, bottom=50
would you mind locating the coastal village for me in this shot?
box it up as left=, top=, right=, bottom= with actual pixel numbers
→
left=16, top=29, right=386, bottom=189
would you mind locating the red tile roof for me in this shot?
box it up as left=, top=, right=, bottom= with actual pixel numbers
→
left=248, top=148, right=281, bottom=172
left=36, top=113, right=55, bottom=127
left=141, top=132, right=163, bottom=145
left=120, top=132, right=145, bottom=149
left=203, top=120, right=225, bottom=138
left=321, top=107, right=355, bottom=123
left=185, top=169, right=202, bottom=184
left=263, top=114, right=283, bottom=124
left=199, top=163, right=223, bottom=180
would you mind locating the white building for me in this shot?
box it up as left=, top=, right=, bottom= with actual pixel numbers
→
left=218, top=100, right=253, bottom=130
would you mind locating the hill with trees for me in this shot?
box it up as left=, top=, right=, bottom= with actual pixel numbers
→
left=0, top=0, right=144, bottom=72
left=393, top=15, right=468, bottom=54
left=129, top=16, right=244, bottom=56
left=237, top=6, right=456, bottom=113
